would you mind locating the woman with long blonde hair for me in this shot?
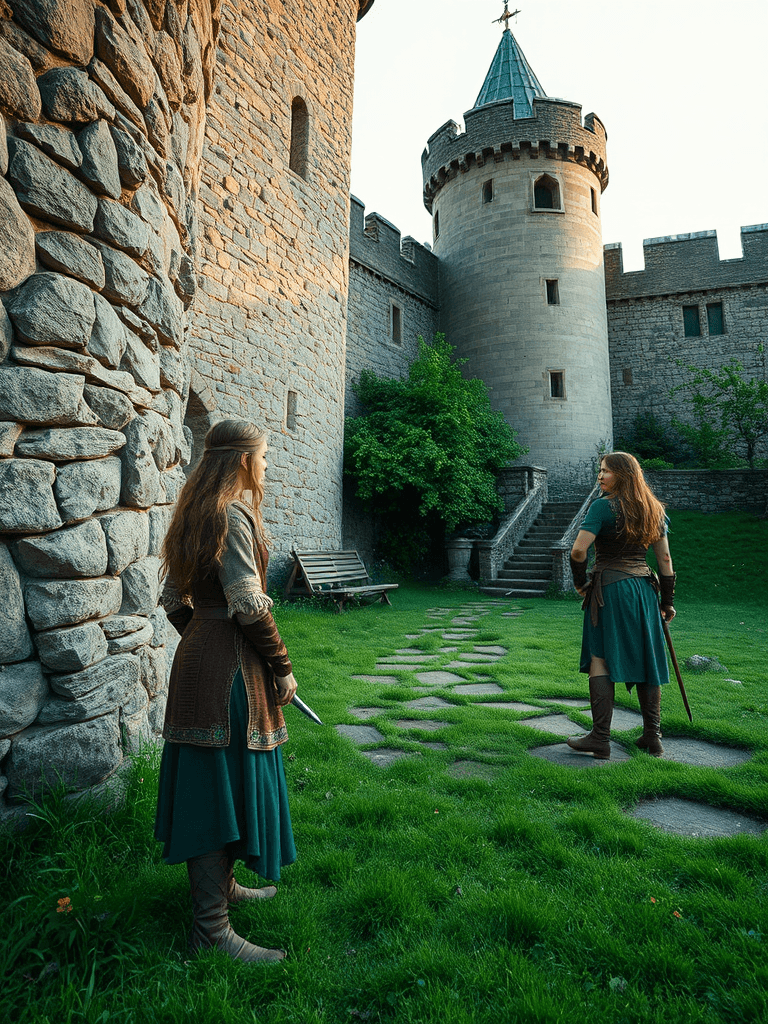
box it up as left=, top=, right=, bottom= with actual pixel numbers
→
left=155, top=419, right=298, bottom=962
left=567, top=452, right=676, bottom=760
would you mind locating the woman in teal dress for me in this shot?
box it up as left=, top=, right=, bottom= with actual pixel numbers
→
left=155, top=419, right=298, bottom=962
left=567, top=452, right=676, bottom=760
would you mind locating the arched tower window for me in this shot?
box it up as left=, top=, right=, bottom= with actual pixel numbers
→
left=289, top=97, right=309, bottom=178
left=533, top=174, right=561, bottom=210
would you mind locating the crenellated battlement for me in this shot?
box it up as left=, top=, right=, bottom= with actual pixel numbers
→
left=349, top=196, right=439, bottom=305
left=421, top=96, right=608, bottom=212
left=604, top=224, right=768, bottom=300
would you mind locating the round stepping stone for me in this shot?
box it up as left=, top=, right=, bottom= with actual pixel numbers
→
left=360, top=748, right=410, bottom=767
left=452, top=682, right=503, bottom=695
left=541, top=698, right=591, bottom=709
left=395, top=648, right=429, bottom=655
left=447, top=760, right=498, bottom=780
left=348, top=707, right=384, bottom=720
left=656, top=738, right=753, bottom=768
left=396, top=719, right=448, bottom=731
left=630, top=798, right=767, bottom=837
left=378, top=655, right=436, bottom=663
left=473, top=646, right=508, bottom=656
left=418, top=741, right=448, bottom=750
left=374, top=664, right=423, bottom=672
left=442, top=633, right=479, bottom=640
left=439, top=646, right=458, bottom=652
left=406, top=696, right=453, bottom=710
left=415, top=670, right=465, bottom=686
left=352, top=675, right=403, bottom=684
left=529, top=743, right=630, bottom=766
left=521, top=714, right=586, bottom=737
left=448, top=652, right=500, bottom=663
left=335, top=724, right=384, bottom=744
left=583, top=706, right=643, bottom=731
left=474, top=701, right=542, bottom=713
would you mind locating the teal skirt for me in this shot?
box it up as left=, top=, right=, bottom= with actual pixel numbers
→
left=580, top=576, right=670, bottom=689
left=154, top=668, right=296, bottom=880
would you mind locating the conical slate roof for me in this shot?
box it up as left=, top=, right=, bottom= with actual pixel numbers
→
left=473, top=28, right=546, bottom=117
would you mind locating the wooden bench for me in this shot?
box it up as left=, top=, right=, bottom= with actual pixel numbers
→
left=283, top=549, right=398, bottom=613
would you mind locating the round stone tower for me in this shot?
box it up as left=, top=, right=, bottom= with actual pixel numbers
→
left=421, top=23, right=612, bottom=497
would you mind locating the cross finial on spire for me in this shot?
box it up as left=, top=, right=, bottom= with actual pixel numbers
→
left=492, top=3, right=521, bottom=31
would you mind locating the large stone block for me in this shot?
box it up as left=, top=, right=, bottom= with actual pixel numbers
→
left=120, top=330, right=161, bottom=393
left=94, top=198, right=150, bottom=257
left=10, top=346, right=146, bottom=406
left=0, top=300, right=12, bottom=364
left=90, top=240, right=149, bottom=307
left=98, top=508, right=149, bottom=574
left=0, top=367, right=88, bottom=426
left=0, top=543, right=33, bottom=664
left=159, top=463, right=185, bottom=504
left=89, top=59, right=145, bottom=130
left=101, top=614, right=150, bottom=639
left=89, top=292, right=129, bottom=369
left=34, top=621, right=109, bottom=674
left=50, top=651, right=139, bottom=700
left=78, top=120, right=121, bottom=199
left=83, top=383, right=135, bottom=430
left=36, top=231, right=105, bottom=291
left=119, top=555, right=162, bottom=615
left=6, top=713, right=123, bottom=799
left=95, top=8, right=155, bottom=109
left=13, top=519, right=109, bottom=579
left=0, top=422, right=23, bottom=457
left=15, top=426, right=126, bottom=461
left=24, top=576, right=122, bottom=631
left=120, top=418, right=160, bottom=507
left=0, top=177, right=36, bottom=291
left=109, top=124, right=148, bottom=187
left=148, top=503, right=173, bottom=556
left=121, top=692, right=152, bottom=752
left=6, top=272, right=96, bottom=349
left=39, top=67, right=115, bottom=125
left=0, top=36, right=41, bottom=121
left=139, top=277, right=183, bottom=347
left=140, top=409, right=174, bottom=470
left=54, top=456, right=122, bottom=522
left=0, top=459, right=61, bottom=533
left=15, top=122, right=83, bottom=171
left=106, top=621, right=153, bottom=653
left=7, top=138, right=97, bottom=232
left=139, top=643, right=167, bottom=697
left=147, top=605, right=170, bottom=648
left=13, top=0, right=96, bottom=66
left=158, top=341, right=186, bottom=393
left=0, top=660, right=48, bottom=738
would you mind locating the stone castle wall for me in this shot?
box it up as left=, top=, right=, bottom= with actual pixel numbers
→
left=644, top=469, right=768, bottom=514
left=605, top=227, right=768, bottom=454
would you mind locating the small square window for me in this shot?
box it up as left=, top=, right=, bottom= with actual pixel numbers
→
left=391, top=303, right=402, bottom=344
left=286, top=390, right=298, bottom=431
left=707, top=302, right=724, bottom=335
left=682, top=305, right=701, bottom=337
left=546, top=280, right=560, bottom=305
left=482, top=179, right=494, bottom=204
left=549, top=370, right=565, bottom=399
left=622, top=368, right=633, bottom=386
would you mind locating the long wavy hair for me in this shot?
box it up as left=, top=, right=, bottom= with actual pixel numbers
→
left=601, top=451, right=666, bottom=546
left=161, top=419, right=268, bottom=600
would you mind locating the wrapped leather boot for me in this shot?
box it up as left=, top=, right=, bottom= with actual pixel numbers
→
left=187, top=849, right=285, bottom=962
left=635, top=684, right=664, bottom=756
left=567, top=675, right=614, bottom=759
left=225, top=852, right=277, bottom=905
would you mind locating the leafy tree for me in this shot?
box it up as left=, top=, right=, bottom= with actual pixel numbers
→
left=614, top=412, right=682, bottom=466
left=671, top=357, right=768, bottom=469
left=344, top=334, right=527, bottom=568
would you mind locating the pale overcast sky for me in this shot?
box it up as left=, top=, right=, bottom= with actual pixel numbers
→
left=351, top=0, right=768, bottom=270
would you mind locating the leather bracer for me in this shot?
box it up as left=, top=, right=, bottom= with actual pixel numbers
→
left=239, top=615, right=293, bottom=677
left=570, top=555, right=588, bottom=590
left=659, top=573, right=676, bottom=608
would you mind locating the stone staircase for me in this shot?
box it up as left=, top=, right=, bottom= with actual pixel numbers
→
left=482, top=501, right=583, bottom=598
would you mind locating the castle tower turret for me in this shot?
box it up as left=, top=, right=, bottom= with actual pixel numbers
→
left=422, top=18, right=612, bottom=495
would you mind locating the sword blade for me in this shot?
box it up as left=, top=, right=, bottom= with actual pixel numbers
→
left=290, top=694, right=323, bottom=726
left=661, top=616, right=693, bottom=722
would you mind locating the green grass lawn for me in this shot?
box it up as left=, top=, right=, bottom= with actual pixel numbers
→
left=2, top=511, right=767, bottom=1024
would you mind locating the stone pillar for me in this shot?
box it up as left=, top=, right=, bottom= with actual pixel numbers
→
left=0, top=0, right=219, bottom=810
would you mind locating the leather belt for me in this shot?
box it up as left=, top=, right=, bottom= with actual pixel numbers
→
left=193, top=607, right=230, bottom=620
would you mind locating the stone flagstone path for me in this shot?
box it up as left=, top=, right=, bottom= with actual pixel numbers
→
left=335, top=599, right=766, bottom=839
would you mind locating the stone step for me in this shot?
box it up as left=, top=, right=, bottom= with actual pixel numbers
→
left=497, top=569, right=552, bottom=581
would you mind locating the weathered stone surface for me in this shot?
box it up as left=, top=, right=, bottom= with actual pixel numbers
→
left=34, top=621, right=109, bottom=674
left=0, top=301, right=11, bottom=363
left=148, top=504, right=173, bottom=556
left=169, top=110, right=190, bottom=175
left=120, top=556, right=162, bottom=615
left=54, top=456, right=122, bottom=522
left=162, top=160, right=185, bottom=219
left=0, top=544, right=33, bottom=664
left=131, top=182, right=166, bottom=230
left=139, top=277, right=183, bottom=347
left=95, top=8, right=156, bottom=109
left=83, top=383, right=135, bottom=430
left=51, top=651, right=139, bottom=700
left=7, top=138, right=97, bottom=232
left=7, top=272, right=96, bottom=349
left=0, top=367, right=89, bottom=426
left=78, top=120, right=121, bottom=200
left=35, top=231, right=105, bottom=292
left=158, top=341, right=185, bottom=393
left=101, top=615, right=148, bottom=639
left=139, top=643, right=167, bottom=696
left=16, top=122, right=82, bottom=171
left=15, top=426, right=126, bottom=462
left=0, top=422, right=23, bottom=456
left=24, top=576, right=122, bottom=631
left=175, top=253, right=197, bottom=305
left=89, top=292, right=128, bottom=368
left=120, top=331, right=161, bottom=393
left=91, top=240, right=149, bottom=307
left=107, top=621, right=153, bottom=653
left=0, top=177, right=36, bottom=291
left=141, top=409, right=174, bottom=469
left=143, top=97, right=169, bottom=159
left=13, top=519, right=109, bottom=579
left=39, top=67, right=115, bottom=125
left=0, top=660, right=48, bottom=737
left=109, top=124, right=148, bottom=187
left=98, top=509, right=149, bottom=574
left=11, top=347, right=148, bottom=405
left=94, top=198, right=150, bottom=258
left=182, top=14, right=204, bottom=104
left=6, top=714, right=122, bottom=799
left=159, top=464, right=185, bottom=503
left=0, top=738, right=10, bottom=761
left=0, top=18, right=56, bottom=74
left=0, top=459, right=61, bottom=533
left=0, top=113, right=8, bottom=176
left=89, top=59, right=144, bottom=129
left=0, top=37, right=41, bottom=121
left=147, top=605, right=170, bottom=648
left=120, top=418, right=160, bottom=507
left=13, top=0, right=96, bottom=65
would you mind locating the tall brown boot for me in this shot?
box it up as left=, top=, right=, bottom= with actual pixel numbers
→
left=187, top=849, right=285, bottom=962
left=635, top=684, right=664, bottom=757
left=567, top=675, right=614, bottom=759
left=225, top=852, right=277, bottom=905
